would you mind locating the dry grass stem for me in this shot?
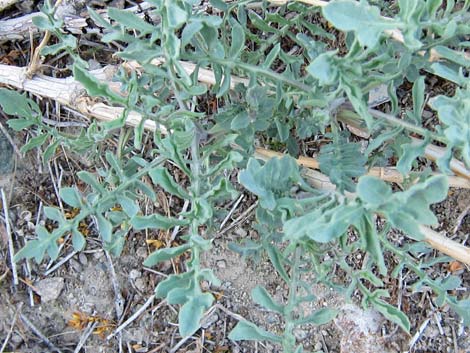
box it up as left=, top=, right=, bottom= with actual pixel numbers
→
left=1, top=188, right=18, bottom=288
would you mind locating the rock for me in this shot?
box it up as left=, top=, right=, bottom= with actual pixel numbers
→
left=129, top=269, right=142, bottom=280
left=216, top=259, right=227, bottom=269
left=136, top=246, right=147, bottom=259
left=78, top=253, right=88, bottom=266
left=293, top=328, right=308, bottom=340
left=11, top=333, right=23, bottom=344
left=34, top=277, right=65, bottom=302
left=422, top=110, right=434, bottom=119
left=234, top=228, right=247, bottom=237
left=69, top=258, right=82, bottom=272
left=134, top=278, right=147, bottom=292
left=266, top=313, right=278, bottom=324
left=314, top=342, right=323, bottom=351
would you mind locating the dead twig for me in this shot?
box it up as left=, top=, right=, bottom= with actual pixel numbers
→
left=0, top=302, right=23, bottom=353
left=408, top=317, right=430, bottom=350
left=73, top=320, right=98, bottom=353
left=106, top=295, right=157, bottom=340
left=2, top=61, right=469, bottom=182
left=256, top=147, right=470, bottom=188
left=20, top=313, right=63, bottom=353
left=0, top=119, right=21, bottom=158
left=170, top=199, right=190, bottom=243
left=418, top=225, right=470, bottom=266
left=453, top=203, right=470, bottom=234
left=217, top=202, right=257, bottom=237
left=219, top=194, right=245, bottom=230
left=25, top=0, right=61, bottom=78
left=1, top=188, right=18, bottom=288
left=43, top=250, right=77, bottom=276
left=105, top=250, right=125, bottom=321
left=0, top=2, right=156, bottom=42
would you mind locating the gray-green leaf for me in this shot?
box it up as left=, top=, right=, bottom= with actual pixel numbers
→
left=229, top=320, right=282, bottom=343
left=323, top=0, right=398, bottom=48
left=131, top=214, right=188, bottom=230
left=144, top=244, right=190, bottom=267
left=252, top=286, right=284, bottom=314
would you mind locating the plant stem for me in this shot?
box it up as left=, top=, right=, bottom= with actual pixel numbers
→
left=190, top=56, right=311, bottom=92
left=368, top=109, right=446, bottom=143
left=283, top=244, right=301, bottom=353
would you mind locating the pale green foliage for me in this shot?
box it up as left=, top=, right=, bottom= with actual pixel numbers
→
left=2, top=0, right=470, bottom=351
left=430, top=87, right=470, bottom=167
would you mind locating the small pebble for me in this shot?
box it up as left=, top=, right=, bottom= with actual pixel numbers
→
left=34, top=277, right=65, bottom=302
left=129, top=269, right=142, bottom=280
left=136, top=247, right=147, bottom=259
left=216, top=260, right=227, bottom=269
left=78, top=253, right=88, bottom=266
left=266, top=313, right=278, bottom=324
left=234, top=228, right=247, bottom=237
left=11, top=333, right=23, bottom=344
left=134, top=278, right=147, bottom=292
left=293, top=328, right=308, bottom=340
left=69, top=258, right=82, bottom=272
left=422, top=110, right=433, bottom=119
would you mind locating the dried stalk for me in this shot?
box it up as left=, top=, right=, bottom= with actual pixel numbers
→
left=141, top=59, right=470, bottom=181
left=418, top=225, right=470, bottom=266
left=0, top=2, right=156, bottom=42
left=255, top=147, right=470, bottom=188
left=1, top=62, right=468, bottom=187
left=0, top=0, right=18, bottom=11
left=0, top=63, right=469, bottom=264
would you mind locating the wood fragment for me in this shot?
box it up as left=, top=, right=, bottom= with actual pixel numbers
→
left=1, top=65, right=470, bottom=264
left=0, top=0, right=18, bottom=11
left=419, top=225, right=470, bottom=266
left=0, top=2, right=156, bottom=42
left=255, top=147, right=470, bottom=188
left=2, top=62, right=469, bottom=182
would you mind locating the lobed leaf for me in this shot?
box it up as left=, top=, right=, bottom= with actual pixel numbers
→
left=318, top=141, right=366, bottom=193
left=144, top=244, right=191, bottom=267
left=178, top=293, right=214, bottom=337
left=252, top=286, right=284, bottom=314
left=131, top=214, right=189, bottom=230
left=323, top=0, right=398, bottom=48
left=149, top=167, right=189, bottom=199
left=229, top=320, right=282, bottom=343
